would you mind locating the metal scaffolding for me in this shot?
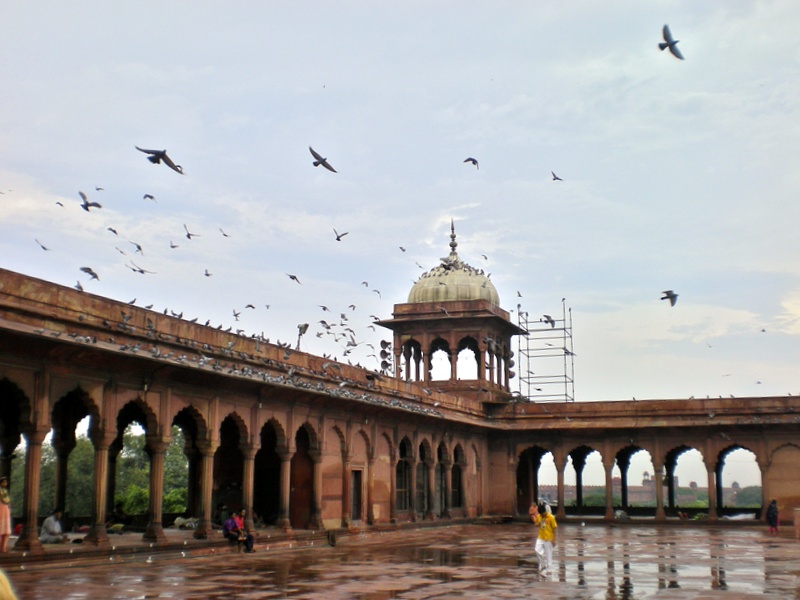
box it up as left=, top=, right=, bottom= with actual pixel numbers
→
left=516, top=298, right=575, bottom=402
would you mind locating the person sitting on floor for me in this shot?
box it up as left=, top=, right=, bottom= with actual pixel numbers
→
left=222, top=509, right=255, bottom=553
left=39, top=508, right=69, bottom=544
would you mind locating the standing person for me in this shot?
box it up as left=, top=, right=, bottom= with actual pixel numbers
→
left=0, top=477, right=10, bottom=552
left=39, top=508, right=68, bottom=544
left=766, top=499, right=779, bottom=535
left=529, top=501, right=557, bottom=575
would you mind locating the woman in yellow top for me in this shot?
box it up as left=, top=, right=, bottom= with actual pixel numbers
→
left=529, top=501, right=557, bottom=574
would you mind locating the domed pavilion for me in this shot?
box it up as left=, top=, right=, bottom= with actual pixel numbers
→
left=377, top=221, right=525, bottom=403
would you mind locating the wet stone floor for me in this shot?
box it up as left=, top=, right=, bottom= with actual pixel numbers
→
left=4, top=523, right=799, bottom=599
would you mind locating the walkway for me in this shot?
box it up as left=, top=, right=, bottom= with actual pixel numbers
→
left=2, top=522, right=797, bottom=599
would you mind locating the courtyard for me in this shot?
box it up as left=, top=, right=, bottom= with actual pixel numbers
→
left=2, top=522, right=798, bottom=599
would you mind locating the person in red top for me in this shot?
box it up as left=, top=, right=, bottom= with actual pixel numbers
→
left=223, top=509, right=255, bottom=553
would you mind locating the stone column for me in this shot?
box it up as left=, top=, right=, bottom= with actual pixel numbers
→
left=309, top=454, right=323, bottom=530
left=366, top=455, right=376, bottom=525
left=555, top=462, right=566, bottom=520
left=143, top=438, right=168, bottom=543
left=84, top=429, right=116, bottom=547
left=389, top=453, right=397, bottom=524
left=277, top=452, right=292, bottom=530
left=52, top=437, right=75, bottom=517
left=342, top=455, right=351, bottom=528
left=193, top=443, right=217, bottom=539
left=573, top=454, right=586, bottom=512
left=105, top=437, right=122, bottom=516
left=241, top=445, right=256, bottom=531
left=705, top=462, right=718, bottom=522
left=425, top=460, right=436, bottom=520
left=604, top=457, right=615, bottom=521
left=758, top=458, right=770, bottom=523
left=443, top=461, right=453, bottom=518
left=409, top=458, right=418, bottom=521
left=15, top=428, right=48, bottom=553
left=654, top=463, right=666, bottom=521
left=618, top=454, right=630, bottom=510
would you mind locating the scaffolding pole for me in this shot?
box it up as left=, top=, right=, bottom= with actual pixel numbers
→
left=516, top=298, right=575, bottom=402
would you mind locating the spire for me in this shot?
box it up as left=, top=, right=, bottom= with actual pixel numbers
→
left=449, top=218, right=458, bottom=258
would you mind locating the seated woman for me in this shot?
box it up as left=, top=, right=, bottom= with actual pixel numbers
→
left=222, top=509, right=255, bottom=553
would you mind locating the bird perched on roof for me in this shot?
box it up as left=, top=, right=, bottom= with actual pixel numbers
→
left=309, top=146, right=337, bottom=173
left=78, top=191, right=101, bottom=212
left=135, top=146, right=184, bottom=174
left=659, top=24, right=684, bottom=60
left=661, top=290, right=678, bottom=306
left=463, top=157, right=479, bottom=169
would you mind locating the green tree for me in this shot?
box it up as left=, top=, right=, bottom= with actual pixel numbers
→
left=734, top=486, right=762, bottom=507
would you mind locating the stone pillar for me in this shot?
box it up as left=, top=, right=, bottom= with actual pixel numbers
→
left=193, top=443, right=217, bottom=539
left=618, top=455, right=630, bottom=509
left=52, top=437, right=75, bottom=516
left=15, top=428, right=48, bottom=553
left=573, top=454, right=586, bottom=512
left=706, top=463, right=718, bottom=522
left=143, top=438, right=168, bottom=543
left=555, top=462, right=566, bottom=520
left=409, top=458, right=418, bottom=521
left=443, top=461, right=453, bottom=518
left=425, top=460, right=436, bottom=520
left=84, top=429, right=116, bottom=547
left=309, top=454, right=323, bottom=529
left=389, top=453, right=397, bottom=524
left=342, top=456, right=352, bottom=528
left=277, top=452, right=292, bottom=531
left=758, top=459, right=770, bottom=523
left=241, top=446, right=256, bottom=531
left=105, top=437, right=122, bottom=516
left=654, top=464, right=666, bottom=521
left=604, top=457, right=615, bottom=521
left=366, top=455, right=375, bottom=525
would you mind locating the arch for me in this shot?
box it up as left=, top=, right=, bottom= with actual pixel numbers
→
left=564, top=444, right=603, bottom=513
left=401, top=339, right=423, bottom=382
left=168, top=406, right=206, bottom=518
left=664, top=445, right=706, bottom=512
left=516, top=445, right=552, bottom=514
left=290, top=425, right=314, bottom=529
left=372, top=432, right=393, bottom=523
left=451, top=444, right=466, bottom=509
left=716, top=445, right=760, bottom=512
left=395, top=437, right=413, bottom=513
left=766, top=444, right=800, bottom=520
left=429, top=338, right=451, bottom=381
left=254, top=420, right=282, bottom=525
left=456, top=336, right=479, bottom=380
left=613, top=445, right=655, bottom=511
left=0, top=378, right=30, bottom=479
left=212, top=414, right=247, bottom=514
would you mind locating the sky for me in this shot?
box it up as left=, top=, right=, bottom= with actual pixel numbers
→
left=2, top=2, right=799, bottom=409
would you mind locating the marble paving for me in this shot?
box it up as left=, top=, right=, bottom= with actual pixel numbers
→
left=3, top=523, right=799, bottom=599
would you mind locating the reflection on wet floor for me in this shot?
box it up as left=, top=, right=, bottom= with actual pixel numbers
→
left=5, top=523, right=799, bottom=599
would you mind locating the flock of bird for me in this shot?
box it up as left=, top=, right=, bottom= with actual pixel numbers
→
left=22, top=24, right=691, bottom=389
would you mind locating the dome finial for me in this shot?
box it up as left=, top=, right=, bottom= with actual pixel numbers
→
left=449, top=219, right=458, bottom=254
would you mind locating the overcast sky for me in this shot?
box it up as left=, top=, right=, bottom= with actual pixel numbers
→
left=2, top=2, right=799, bottom=415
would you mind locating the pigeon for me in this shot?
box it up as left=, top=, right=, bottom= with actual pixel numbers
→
left=219, top=228, right=230, bottom=238
left=78, top=191, right=101, bottom=212
left=74, top=280, right=84, bottom=292
left=183, top=224, right=199, bottom=239
left=659, top=24, right=684, bottom=60
left=463, top=157, right=479, bottom=169
left=287, top=273, right=302, bottom=284
left=80, top=267, right=99, bottom=280
left=661, top=290, right=679, bottom=306
left=333, top=228, right=349, bottom=241
left=309, top=146, right=337, bottom=173
left=107, top=227, right=118, bottom=235
left=169, top=241, right=179, bottom=249
left=34, top=239, right=50, bottom=251
left=143, top=194, right=156, bottom=202
left=551, top=171, right=563, bottom=181
left=542, top=314, right=555, bottom=328
left=135, top=146, right=184, bottom=174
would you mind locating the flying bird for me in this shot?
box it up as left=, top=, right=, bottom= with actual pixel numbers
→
left=219, top=228, right=230, bottom=238
left=204, top=269, right=212, bottom=277
left=107, top=227, right=118, bottom=235
left=135, top=146, right=184, bottom=174
left=78, top=191, right=102, bottom=212
left=463, top=157, right=479, bottom=169
left=129, top=241, right=143, bottom=254
left=659, top=24, right=684, bottom=60
left=542, top=314, right=555, bottom=328
left=309, top=146, right=337, bottom=173
left=333, top=228, right=349, bottom=241
left=34, top=239, right=50, bottom=251
left=169, top=241, right=179, bottom=249
left=286, top=273, right=302, bottom=284
left=143, top=194, right=156, bottom=202
left=551, top=171, right=563, bottom=181
left=661, top=290, right=679, bottom=306
left=95, top=186, right=104, bottom=191
left=80, top=267, right=99, bottom=280
left=183, top=224, right=199, bottom=239
left=126, top=261, right=155, bottom=275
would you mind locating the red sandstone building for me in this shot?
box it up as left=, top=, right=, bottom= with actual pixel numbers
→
left=1, top=229, right=799, bottom=553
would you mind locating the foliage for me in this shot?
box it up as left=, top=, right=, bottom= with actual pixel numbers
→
left=733, top=486, right=762, bottom=507
left=8, top=425, right=189, bottom=518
